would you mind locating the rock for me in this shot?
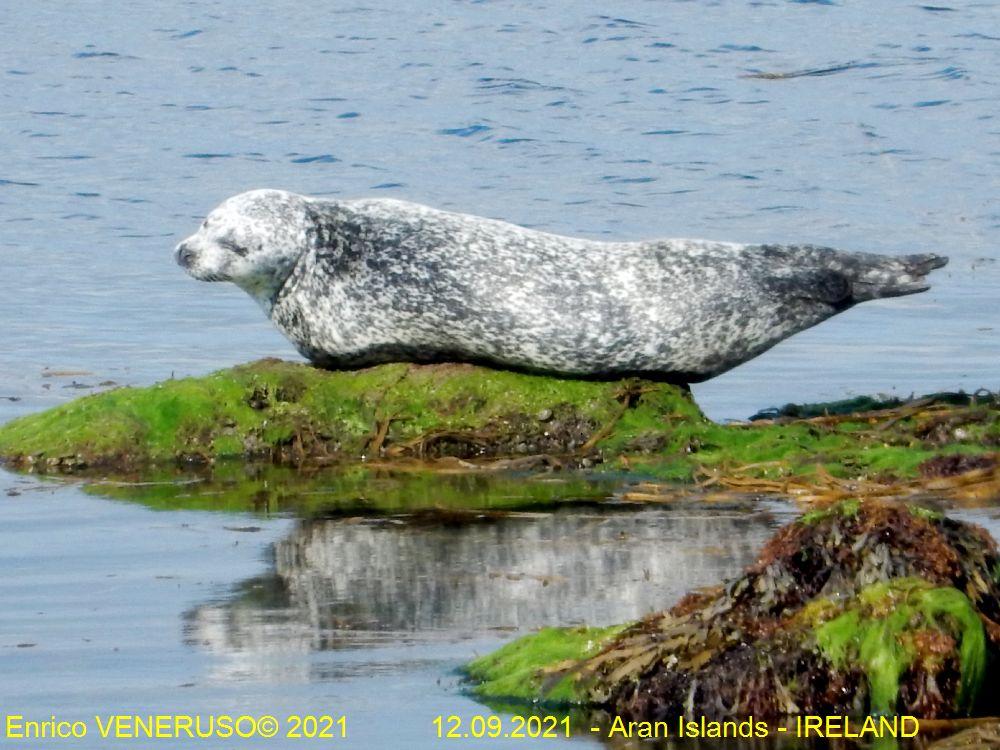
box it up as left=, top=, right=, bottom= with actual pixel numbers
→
left=920, top=453, right=997, bottom=478
left=0, top=359, right=699, bottom=473
left=0, top=359, right=997, bottom=490
left=467, top=500, right=1000, bottom=720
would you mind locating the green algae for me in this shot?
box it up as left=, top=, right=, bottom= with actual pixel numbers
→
left=0, top=359, right=996, bottom=489
left=800, top=497, right=861, bottom=524
left=616, top=417, right=995, bottom=485
left=0, top=359, right=698, bottom=470
left=909, top=505, right=945, bottom=522
left=468, top=581, right=989, bottom=715
left=466, top=626, right=625, bottom=704
left=750, top=394, right=913, bottom=420
left=749, top=392, right=997, bottom=421
left=814, top=579, right=986, bottom=715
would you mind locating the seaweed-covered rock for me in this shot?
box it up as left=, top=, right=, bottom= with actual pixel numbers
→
left=467, top=626, right=625, bottom=704
left=1, top=359, right=998, bottom=488
left=468, top=501, right=1000, bottom=720
left=0, top=359, right=699, bottom=472
left=749, top=391, right=998, bottom=422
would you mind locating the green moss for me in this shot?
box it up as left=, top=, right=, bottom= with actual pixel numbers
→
left=0, top=360, right=694, bottom=470
left=466, top=626, right=625, bottom=704
left=1, top=360, right=995, bottom=486
left=801, top=498, right=861, bottom=525
left=814, top=579, right=986, bottom=715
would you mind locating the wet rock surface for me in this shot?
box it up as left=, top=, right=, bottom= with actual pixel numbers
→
left=470, top=500, right=1000, bottom=721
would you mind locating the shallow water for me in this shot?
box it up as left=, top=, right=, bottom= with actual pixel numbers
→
left=2, top=469, right=795, bottom=748
left=6, top=466, right=999, bottom=748
left=3, top=2, right=999, bottom=747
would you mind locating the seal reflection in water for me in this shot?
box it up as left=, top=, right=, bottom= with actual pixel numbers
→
left=175, top=189, right=947, bottom=382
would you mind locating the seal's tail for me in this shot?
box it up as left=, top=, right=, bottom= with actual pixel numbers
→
left=846, top=252, right=948, bottom=301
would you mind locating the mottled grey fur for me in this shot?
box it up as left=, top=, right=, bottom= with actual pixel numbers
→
left=176, top=189, right=947, bottom=382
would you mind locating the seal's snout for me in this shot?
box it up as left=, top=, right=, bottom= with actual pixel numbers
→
left=175, top=242, right=196, bottom=269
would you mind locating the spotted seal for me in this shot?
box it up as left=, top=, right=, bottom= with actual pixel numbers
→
left=175, top=189, right=947, bottom=382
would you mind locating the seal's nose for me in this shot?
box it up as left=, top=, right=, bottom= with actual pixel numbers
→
left=175, top=242, right=196, bottom=268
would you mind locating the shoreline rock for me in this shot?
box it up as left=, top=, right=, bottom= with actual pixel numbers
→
left=0, top=358, right=699, bottom=472
left=0, top=360, right=996, bottom=498
left=467, top=500, right=1000, bottom=720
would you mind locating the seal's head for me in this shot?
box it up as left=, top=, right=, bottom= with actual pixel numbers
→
left=175, top=189, right=311, bottom=311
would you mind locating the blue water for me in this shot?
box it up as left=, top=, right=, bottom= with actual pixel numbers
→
left=1, top=0, right=998, bottom=423
left=0, top=468, right=796, bottom=748
left=2, top=2, right=999, bottom=747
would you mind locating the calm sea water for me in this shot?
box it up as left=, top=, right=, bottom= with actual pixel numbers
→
left=1, top=0, right=997, bottom=423
left=1, top=1, right=998, bottom=747
left=1, top=469, right=797, bottom=749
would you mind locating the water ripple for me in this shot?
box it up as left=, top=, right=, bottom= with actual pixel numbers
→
left=926, top=66, right=967, bottom=80
left=73, top=51, right=122, bottom=59
left=476, top=77, right=566, bottom=94
left=602, top=175, right=657, bottom=184
left=744, top=61, right=879, bottom=79
left=1, top=0, right=997, bottom=428
left=290, top=154, right=340, bottom=164
left=438, top=124, right=492, bottom=137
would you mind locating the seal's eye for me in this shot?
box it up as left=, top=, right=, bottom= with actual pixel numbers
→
left=219, top=238, right=249, bottom=257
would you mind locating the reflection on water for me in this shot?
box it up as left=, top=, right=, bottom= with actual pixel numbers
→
left=5, top=468, right=968, bottom=748
left=83, top=465, right=620, bottom=516
left=185, top=505, right=789, bottom=682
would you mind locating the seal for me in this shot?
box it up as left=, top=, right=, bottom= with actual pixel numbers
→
left=175, top=189, right=948, bottom=382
